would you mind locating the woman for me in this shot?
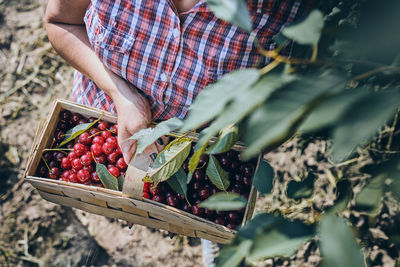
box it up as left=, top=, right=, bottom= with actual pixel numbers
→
left=45, top=0, right=314, bottom=265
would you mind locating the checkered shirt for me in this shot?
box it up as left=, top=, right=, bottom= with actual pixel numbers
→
left=73, top=0, right=315, bottom=120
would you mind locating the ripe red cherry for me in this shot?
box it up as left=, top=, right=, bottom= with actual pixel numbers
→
left=95, top=155, right=107, bottom=164
left=182, top=203, right=191, bottom=213
left=91, top=143, right=103, bottom=156
left=67, top=151, right=78, bottom=160
left=230, top=161, right=240, bottom=172
left=101, top=130, right=112, bottom=139
left=55, top=152, right=64, bottom=162
left=106, top=136, right=118, bottom=148
left=61, top=157, right=72, bottom=170
left=108, top=166, right=120, bottom=177
left=79, top=132, right=92, bottom=145
left=80, top=154, right=93, bottom=166
left=92, top=136, right=104, bottom=145
left=59, top=110, right=71, bottom=121
left=116, top=145, right=122, bottom=155
left=116, top=157, right=127, bottom=171
left=55, top=131, right=65, bottom=142
left=199, top=154, right=209, bottom=166
left=89, top=128, right=100, bottom=136
left=243, top=176, right=252, bottom=187
left=192, top=182, right=202, bottom=191
left=98, top=121, right=109, bottom=131
left=68, top=173, right=79, bottom=183
left=191, top=205, right=205, bottom=216
left=62, top=170, right=72, bottom=181
left=143, top=182, right=151, bottom=193
left=102, top=142, right=114, bottom=154
left=77, top=169, right=90, bottom=183
left=107, top=152, right=119, bottom=164
left=199, top=188, right=211, bottom=199
left=143, top=192, right=151, bottom=199
left=219, top=155, right=231, bottom=169
left=83, top=164, right=94, bottom=173
left=73, top=143, right=86, bottom=157
left=71, top=158, right=83, bottom=170
left=226, top=223, right=237, bottom=230
left=48, top=167, right=60, bottom=179
left=152, top=194, right=165, bottom=203
left=71, top=113, right=82, bottom=125
left=211, top=187, right=219, bottom=195
left=150, top=185, right=162, bottom=196
left=78, top=118, right=88, bottom=125
left=227, top=212, right=239, bottom=222
left=214, top=217, right=225, bottom=225
left=110, top=124, right=118, bottom=134
left=49, top=161, right=58, bottom=168
left=193, top=170, right=204, bottom=181
left=242, top=163, right=255, bottom=177
left=166, top=195, right=179, bottom=207
left=230, top=186, right=241, bottom=194
left=91, top=171, right=100, bottom=182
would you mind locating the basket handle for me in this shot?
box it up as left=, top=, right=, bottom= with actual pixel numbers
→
left=122, top=152, right=153, bottom=200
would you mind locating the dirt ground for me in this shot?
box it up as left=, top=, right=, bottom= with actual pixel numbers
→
left=0, top=1, right=399, bottom=267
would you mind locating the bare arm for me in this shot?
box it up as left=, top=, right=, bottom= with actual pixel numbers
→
left=45, top=0, right=159, bottom=163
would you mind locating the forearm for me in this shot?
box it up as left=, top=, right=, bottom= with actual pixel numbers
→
left=46, top=22, right=126, bottom=101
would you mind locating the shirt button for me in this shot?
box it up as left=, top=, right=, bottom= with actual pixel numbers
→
left=160, top=72, right=168, bottom=82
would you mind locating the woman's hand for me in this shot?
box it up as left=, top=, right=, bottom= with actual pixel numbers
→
left=111, top=78, right=152, bottom=164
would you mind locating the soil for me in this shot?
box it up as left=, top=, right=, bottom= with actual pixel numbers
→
left=0, top=1, right=399, bottom=267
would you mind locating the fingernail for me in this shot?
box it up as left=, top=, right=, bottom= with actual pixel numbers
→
left=150, top=153, right=157, bottom=160
left=157, top=138, right=164, bottom=145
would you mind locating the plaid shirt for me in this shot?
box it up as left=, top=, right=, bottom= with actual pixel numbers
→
left=73, top=0, right=314, bottom=120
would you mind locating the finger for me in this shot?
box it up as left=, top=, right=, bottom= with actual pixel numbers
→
left=119, top=136, right=137, bottom=164
left=143, top=143, right=159, bottom=161
left=155, top=135, right=170, bottom=152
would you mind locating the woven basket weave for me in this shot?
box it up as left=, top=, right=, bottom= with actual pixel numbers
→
left=24, top=99, right=258, bottom=244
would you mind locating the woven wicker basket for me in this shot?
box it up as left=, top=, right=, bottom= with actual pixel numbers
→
left=24, top=99, right=258, bottom=244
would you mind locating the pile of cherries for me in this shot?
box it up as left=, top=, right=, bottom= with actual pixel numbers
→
left=142, top=144, right=256, bottom=230
left=36, top=109, right=127, bottom=186
left=37, top=109, right=256, bottom=230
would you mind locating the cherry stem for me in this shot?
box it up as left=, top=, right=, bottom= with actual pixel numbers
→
left=40, top=155, right=51, bottom=172
left=91, top=152, right=97, bottom=163
left=89, top=129, right=115, bottom=138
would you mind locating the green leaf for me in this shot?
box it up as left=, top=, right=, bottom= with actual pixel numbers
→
left=287, top=173, right=316, bottom=200
left=207, top=0, right=252, bottom=32
left=167, top=168, right=189, bottom=203
left=129, top=117, right=183, bottom=154
left=206, top=155, right=230, bottom=191
left=319, top=214, right=365, bottom=267
left=243, top=70, right=347, bottom=160
left=59, top=114, right=103, bottom=147
left=355, top=174, right=385, bottom=213
left=188, top=141, right=208, bottom=175
left=252, top=159, right=274, bottom=194
left=199, top=192, right=247, bottom=210
left=216, top=240, right=252, bottom=267
left=207, top=124, right=239, bottom=154
left=147, top=138, right=192, bottom=185
left=233, top=213, right=314, bottom=261
left=299, top=89, right=370, bottom=133
left=182, top=69, right=260, bottom=131
left=248, top=216, right=314, bottom=261
left=117, top=175, right=124, bottom=191
left=331, top=89, right=400, bottom=162
left=281, top=10, right=324, bottom=45
left=196, top=73, right=296, bottom=148
left=96, top=163, right=119, bottom=191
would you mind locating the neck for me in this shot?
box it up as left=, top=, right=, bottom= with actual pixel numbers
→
left=173, top=0, right=200, bottom=13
